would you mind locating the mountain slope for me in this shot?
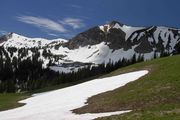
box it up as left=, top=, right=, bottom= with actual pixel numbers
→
left=72, top=55, right=180, bottom=120
left=0, top=32, right=67, bottom=48
left=1, top=21, right=180, bottom=73
left=0, top=55, right=179, bottom=120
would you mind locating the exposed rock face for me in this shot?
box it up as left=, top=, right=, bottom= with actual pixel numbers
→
left=106, top=27, right=127, bottom=50
left=67, top=27, right=106, bottom=49
left=67, top=21, right=129, bottom=50
left=0, top=32, right=13, bottom=43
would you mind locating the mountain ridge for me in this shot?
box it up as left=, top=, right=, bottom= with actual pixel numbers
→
left=0, top=21, right=180, bottom=73
left=0, top=20, right=180, bottom=92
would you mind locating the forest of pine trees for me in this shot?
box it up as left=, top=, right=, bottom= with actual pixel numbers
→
left=0, top=46, right=172, bottom=93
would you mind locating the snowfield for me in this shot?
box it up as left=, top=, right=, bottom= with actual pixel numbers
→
left=2, top=33, right=67, bottom=48
left=0, top=70, right=148, bottom=120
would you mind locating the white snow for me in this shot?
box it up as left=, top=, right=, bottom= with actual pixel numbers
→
left=0, top=70, right=148, bottom=120
left=41, top=41, right=155, bottom=73
left=137, top=32, right=145, bottom=40
left=143, top=51, right=155, bottom=61
left=131, top=33, right=138, bottom=40
left=2, top=33, right=67, bottom=48
left=99, top=23, right=144, bottom=40
left=99, top=25, right=106, bottom=32
left=49, top=42, right=142, bottom=73
left=119, top=25, right=144, bottom=40
left=153, top=27, right=179, bottom=52
left=50, top=66, right=84, bottom=73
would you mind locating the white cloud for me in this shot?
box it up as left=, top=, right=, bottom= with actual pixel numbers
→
left=17, top=16, right=67, bottom=33
left=16, top=15, right=86, bottom=38
left=47, top=33, right=59, bottom=37
left=68, top=4, right=82, bottom=9
left=60, top=18, right=85, bottom=29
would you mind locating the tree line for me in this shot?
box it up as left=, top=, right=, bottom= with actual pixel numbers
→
left=0, top=45, right=173, bottom=93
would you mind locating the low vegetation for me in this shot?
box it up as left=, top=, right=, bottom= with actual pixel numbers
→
left=0, top=93, right=29, bottom=111
left=73, top=55, right=180, bottom=120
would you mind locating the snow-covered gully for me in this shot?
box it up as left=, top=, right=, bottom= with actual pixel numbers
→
left=0, top=70, right=148, bottom=120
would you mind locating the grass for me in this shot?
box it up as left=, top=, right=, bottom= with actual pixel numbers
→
left=72, top=55, right=180, bottom=120
left=0, top=93, right=29, bottom=111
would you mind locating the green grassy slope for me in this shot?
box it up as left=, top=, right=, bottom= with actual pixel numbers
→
left=0, top=93, right=29, bottom=111
left=73, top=55, right=180, bottom=120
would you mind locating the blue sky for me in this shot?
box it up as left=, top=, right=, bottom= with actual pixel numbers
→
left=0, top=0, right=180, bottom=39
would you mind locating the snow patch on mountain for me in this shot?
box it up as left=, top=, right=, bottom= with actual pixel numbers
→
left=1, top=33, right=67, bottom=48
left=99, top=23, right=144, bottom=40
left=49, top=42, right=138, bottom=65
left=153, top=27, right=179, bottom=52
left=113, top=23, right=144, bottom=40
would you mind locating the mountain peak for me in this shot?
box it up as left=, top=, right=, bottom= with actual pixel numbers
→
left=0, top=32, right=14, bottom=43
left=1, top=32, right=24, bottom=41
left=108, top=20, right=124, bottom=27
left=99, top=20, right=126, bottom=33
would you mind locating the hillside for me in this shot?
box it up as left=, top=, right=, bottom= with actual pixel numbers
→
left=0, top=55, right=180, bottom=120
left=72, top=55, right=180, bottom=120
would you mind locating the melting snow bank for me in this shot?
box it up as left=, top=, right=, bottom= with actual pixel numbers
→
left=0, top=70, right=148, bottom=120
